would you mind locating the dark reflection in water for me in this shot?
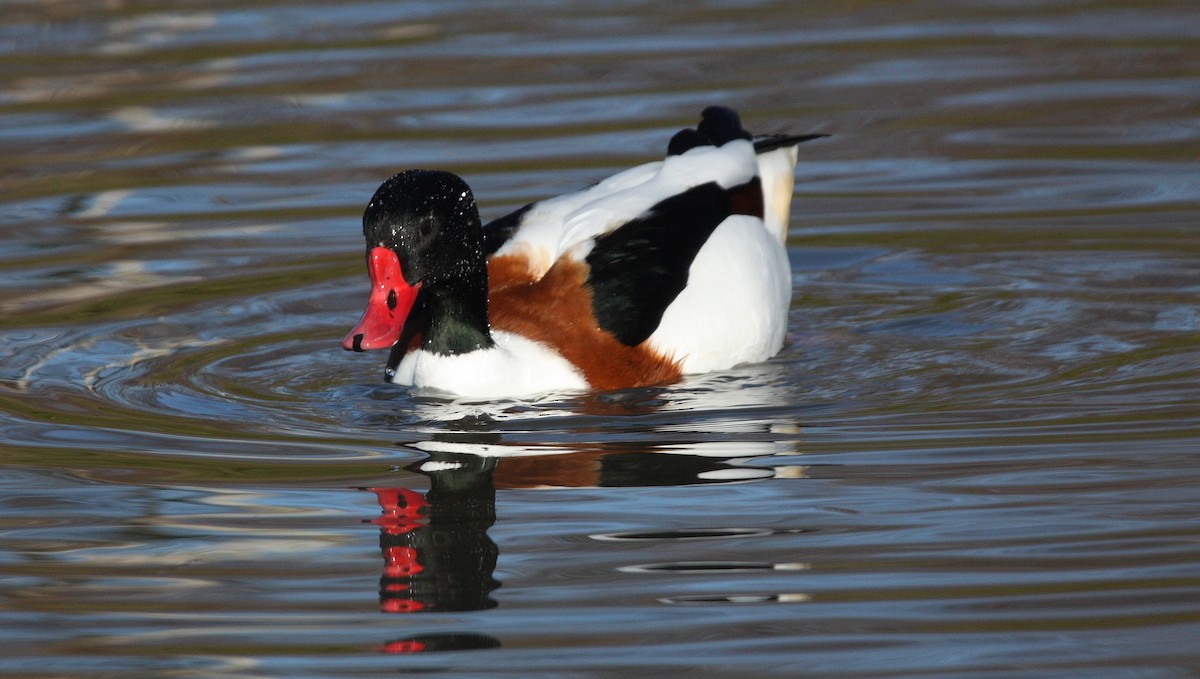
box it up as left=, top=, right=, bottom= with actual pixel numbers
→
left=366, top=459, right=499, bottom=615
left=362, top=436, right=804, bottom=657
left=365, top=440, right=790, bottom=621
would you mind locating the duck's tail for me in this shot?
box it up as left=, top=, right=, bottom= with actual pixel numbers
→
left=753, top=133, right=825, bottom=243
left=669, top=107, right=825, bottom=243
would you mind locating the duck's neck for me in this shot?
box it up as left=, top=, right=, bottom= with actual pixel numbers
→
left=423, top=274, right=494, bottom=356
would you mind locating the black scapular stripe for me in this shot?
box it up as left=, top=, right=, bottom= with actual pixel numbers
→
left=585, top=182, right=733, bottom=347
left=481, top=202, right=534, bottom=254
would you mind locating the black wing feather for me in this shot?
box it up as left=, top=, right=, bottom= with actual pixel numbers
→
left=481, top=202, right=534, bottom=255
left=585, top=182, right=732, bottom=346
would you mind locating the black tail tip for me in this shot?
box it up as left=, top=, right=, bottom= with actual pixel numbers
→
left=752, top=132, right=830, bottom=153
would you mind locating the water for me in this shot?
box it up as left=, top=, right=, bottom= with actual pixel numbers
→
left=2, top=1, right=1199, bottom=676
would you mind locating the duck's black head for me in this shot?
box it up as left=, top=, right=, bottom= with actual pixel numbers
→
left=363, top=169, right=486, bottom=290
left=345, top=170, right=494, bottom=359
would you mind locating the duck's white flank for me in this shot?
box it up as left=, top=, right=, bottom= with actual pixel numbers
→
left=647, top=214, right=792, bottom=374
left=390, top=330, right=588, bottom=397
left=645, top=138, right=800, bottom=373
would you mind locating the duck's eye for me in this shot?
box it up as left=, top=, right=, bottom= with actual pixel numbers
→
left=417, top=220, right=433, bottom=238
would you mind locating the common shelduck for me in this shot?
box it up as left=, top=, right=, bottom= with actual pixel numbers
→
left=342, top=107, right=823, bottom=397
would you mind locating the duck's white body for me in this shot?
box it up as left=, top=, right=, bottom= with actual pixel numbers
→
left=646, top=213, right=792, bottom=374
left=393, top=330, right=588, bottom=397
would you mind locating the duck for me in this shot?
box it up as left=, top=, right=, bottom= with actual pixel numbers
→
left=342, top=106, right=824, bottom=398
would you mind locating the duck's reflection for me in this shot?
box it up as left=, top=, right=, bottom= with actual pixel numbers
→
left=368, top=453, right=500, bottom=614
left=365, top=441, right=799, bottom=620
left=366, top=375, right=810, bottom=658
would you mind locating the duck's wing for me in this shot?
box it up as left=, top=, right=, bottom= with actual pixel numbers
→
left=555, top=140, right=759, bottom=259
left=583, top=181, right=739, bottom=346
left=482, top=156, right=668, bottom=257
left=582, top=111, right=826, bottom=366
left=482, top=202, right=533, bottom=255
left=482, top=159, right=665, bottom=272
left=484, top=107, right=824, bottom=280
left=482, top=107, right=756, bottom=279
left=487, top=142, right=759, bottom=281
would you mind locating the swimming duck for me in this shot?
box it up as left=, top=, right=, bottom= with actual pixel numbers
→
left=343, top=106, right=823, bottom=397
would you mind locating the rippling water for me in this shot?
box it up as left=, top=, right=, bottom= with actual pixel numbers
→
left=2, top=1, right=1199, bottom=677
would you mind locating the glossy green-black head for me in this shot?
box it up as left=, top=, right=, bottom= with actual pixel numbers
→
left=362, top=169, right=485, bottom=290
left=350, top=169, right=494, bottom=358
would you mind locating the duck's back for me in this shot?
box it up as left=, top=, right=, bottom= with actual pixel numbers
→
left=479, top=106, right=815, bottom=385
